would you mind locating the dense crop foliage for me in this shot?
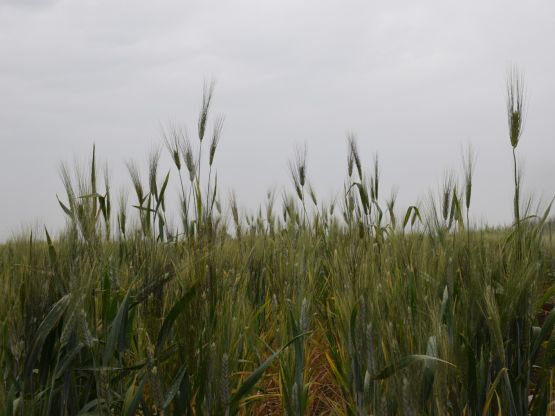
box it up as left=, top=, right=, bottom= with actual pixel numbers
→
left=1, top=75, right=554, bottom=415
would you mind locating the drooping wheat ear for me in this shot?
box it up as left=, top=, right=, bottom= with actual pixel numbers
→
left=507, top=66, right=525, bottom=149
left=126, top=161, right=144, bottom=204
left=162, top=122, right=183, bottom=171
left=307, top=183, right=318, bottom=207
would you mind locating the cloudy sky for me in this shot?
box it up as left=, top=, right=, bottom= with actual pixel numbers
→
left=1, top=0, right=554, bottom=239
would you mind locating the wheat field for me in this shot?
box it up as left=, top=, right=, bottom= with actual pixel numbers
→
left=0, top=73, right=554, bottom=415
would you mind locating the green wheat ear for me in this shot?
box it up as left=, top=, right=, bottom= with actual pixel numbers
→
left=347, top=133, right=362, bottom=180
left=209, top=115, right=225, bottom=166
left=162, top=122, right=184, bottom=171
left=148, top=147, right=161, bottom=200
left=461, top=144, right=476, bottom=211
left=126, top=161, right=144, bottom=204
left=198, top=79, right=216, bottom=143
left=507, top=66, right=525, bottom=149
left=506, top=66, right=526, bottom=226
left=289, top=145, right=307, bottom=201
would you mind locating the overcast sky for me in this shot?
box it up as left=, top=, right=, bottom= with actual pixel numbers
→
left=1, top=0, right=554, bottom=239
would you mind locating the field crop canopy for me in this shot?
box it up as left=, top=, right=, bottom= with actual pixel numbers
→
left=1, top=77, right=554, bottom=415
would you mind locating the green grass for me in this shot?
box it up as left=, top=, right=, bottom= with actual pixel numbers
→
left=0, top=75, right=554, bottom=415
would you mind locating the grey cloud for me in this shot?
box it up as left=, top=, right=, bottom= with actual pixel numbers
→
left=0, top=0, right=554, bottom=240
